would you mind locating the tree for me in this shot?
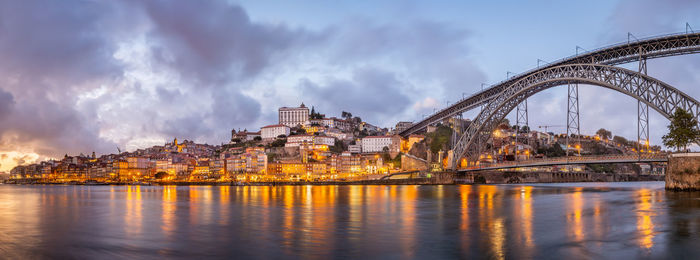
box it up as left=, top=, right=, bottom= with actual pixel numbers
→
left=520, top=125, right=530, bottom=133
left=500, top=118, right=510, bottom=127
left=613, top=135, right=628, bottom=145
left=662, top=108, right=700, bottom=152
left=253, top=136, right=262, bottom=141
left=596, top=128, right=612, bottom=140
left=342, top=111, right=352, bottom=120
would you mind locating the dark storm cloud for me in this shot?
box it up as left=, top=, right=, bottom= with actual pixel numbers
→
left=299, top=68, right=412, bottom=123
left=0, top=0, right=124, bottom=157
left=134, top=0, right=319, bottom=85
left=0, top=90, right=13, bottom=119
left=326, top=20, right=487, bottom=101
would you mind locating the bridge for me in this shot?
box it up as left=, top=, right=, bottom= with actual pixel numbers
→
left=397, top=29, right=700, bottom=170
left=458, top=154, right=667, bottom=172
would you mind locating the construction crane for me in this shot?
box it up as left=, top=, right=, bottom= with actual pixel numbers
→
left=116, top=146, right=122, bottom=154
left=538, top=125, right=566, bottom=133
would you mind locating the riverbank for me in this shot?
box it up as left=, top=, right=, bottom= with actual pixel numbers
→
left=3, top=171, right=664, bottom=186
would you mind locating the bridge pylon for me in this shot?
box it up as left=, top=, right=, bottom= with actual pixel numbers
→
left=566, top=82, right=581, bottom=159
left=637, top=55, right=650, bottom=158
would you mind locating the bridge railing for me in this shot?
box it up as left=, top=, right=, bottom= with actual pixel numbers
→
left=468, top=153, right=668, bottom=170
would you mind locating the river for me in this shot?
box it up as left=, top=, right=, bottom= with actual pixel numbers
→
left=1, top=182, right=699, bottom=259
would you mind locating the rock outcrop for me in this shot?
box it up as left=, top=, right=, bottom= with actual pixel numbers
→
left=666, top=153, right=700, bottom=191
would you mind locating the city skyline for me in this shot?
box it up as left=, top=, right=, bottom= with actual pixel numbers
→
left=1, top=0, right=700, bottom=172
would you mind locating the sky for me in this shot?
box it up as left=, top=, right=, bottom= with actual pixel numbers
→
left=1, top=0, right=699, bottom=171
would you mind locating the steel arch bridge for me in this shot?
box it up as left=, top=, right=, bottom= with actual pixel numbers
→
left=399, top=32, right=700, bottom=137
left=450, top=64, right=700, bottom=168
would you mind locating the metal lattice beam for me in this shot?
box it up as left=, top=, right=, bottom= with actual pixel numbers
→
left=451, top=64, right=700, bottom=169
left=567, top=83, right=581, bottom=157
left=638, top=57, right=650, bottom=155
left=400, top=31, right=700, bottom=137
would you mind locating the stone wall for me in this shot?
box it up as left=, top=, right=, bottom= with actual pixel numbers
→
left=666, top=153, right=700, bottom=191
left=401, top=154, right=429, bottom=171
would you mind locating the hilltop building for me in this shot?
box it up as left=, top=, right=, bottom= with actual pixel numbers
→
left=279, top=103, right=310, bottom=127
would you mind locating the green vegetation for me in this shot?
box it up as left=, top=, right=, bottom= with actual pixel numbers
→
left=662, top=108, right=700, bottom=152
left=267, top=153, right=278, bottom=162
left=382, top=152, right=402, bottom=168
left=268, top=138, right=287, bottom=148
left=536, top=143, right=565, bottom=157
left=330, top=140, right=347, bottom=153
left=426, top=125, right=453, bottom=153
left=310, top=106, right=324, bottom=119
left=596, top=128, right=612, bottom=140
left=613, top=135, right=628, bottom=145
left=588, top=164, right=614, bottom=173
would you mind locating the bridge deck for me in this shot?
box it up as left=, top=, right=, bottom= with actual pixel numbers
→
left=458, top=155, right=667, bottom=172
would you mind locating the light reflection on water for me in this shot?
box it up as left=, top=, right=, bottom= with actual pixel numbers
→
left=1, top=182, right=700, bottom=258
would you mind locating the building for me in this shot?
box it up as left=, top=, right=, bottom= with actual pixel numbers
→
left=278, top=103, right=310, bottom=127
left=348, top=144, right=362, bottom=154
left=361, top=136, right=394, bottom=153
left=231, top=129, right=261, bottom=142
left=395, top=121, right=413, bottom=133
left=261, top=124, right=291, bottom=140
left=286, top=135, right=335, bottom=146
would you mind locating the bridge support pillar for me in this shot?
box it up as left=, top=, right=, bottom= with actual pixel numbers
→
left=516, top=99, right=529, bottom=149
left=567, top=83, right=581, bottom=159
left=637, top=57, right=650, bottom=157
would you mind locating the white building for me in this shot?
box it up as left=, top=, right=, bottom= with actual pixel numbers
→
left=348, top=144, right=362, bottom=154
left=278, top=103, right=310, bottom=127
left=285, top=135, right=336, bottom=147
left=261, top=124, right=291, bottom=140
left=361, top=136, right=394, bottom=153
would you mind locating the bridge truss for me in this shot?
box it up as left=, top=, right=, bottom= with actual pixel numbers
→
left=400, top=32, right=700, bottom=137
left=450, top=64, right=700, bottom=169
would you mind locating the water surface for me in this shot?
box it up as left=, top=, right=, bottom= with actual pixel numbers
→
left=1, top=182, right=699, bottom=259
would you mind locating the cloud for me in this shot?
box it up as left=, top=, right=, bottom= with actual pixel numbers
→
left=0, top=0, right=124, bottom=158
left=0, top=0, right=490, bottom=171
left=299, top=68, right=412, bottom=123
left=134, top=0, right=320, bottom=86
left=0, top=90, right=13, bottom=119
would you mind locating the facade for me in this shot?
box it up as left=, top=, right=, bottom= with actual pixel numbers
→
left=395, top=121, right=413, bottom=133
left=261, top=124, right=291, bottom=140
left=361, top=136, right=394, bottom=153
left=278, top=103, right=310, bottom=127
left=348, top=144, right=362, bottom=154
left=286, top=135, right=335, bottom=147
left=231, top=129, right=261, bottom=142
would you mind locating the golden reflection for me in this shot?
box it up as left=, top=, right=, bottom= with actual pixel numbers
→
left=489, top=218, right=506, bottom=260
left=567, top=188, right=584, bottom=242
left=400, top=186, right=418, bottom=258
left=477, top=185, right=504, bottom=260
left=460, top=185, right=471, bottom=231
left=161, top=186, right=177, bottom=238
left=518, top=186, right=534, bottom=250
left=125, top=186, right=143, bottom=236
left=282, top=186, right=295, bottom=248
left=189, top=187, right=200, bottom=225
left=459, top=185, right=472, bottom=254
left=636, top=189, right=655, bottom=249
left=219, top=186, right=230, bottom=225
